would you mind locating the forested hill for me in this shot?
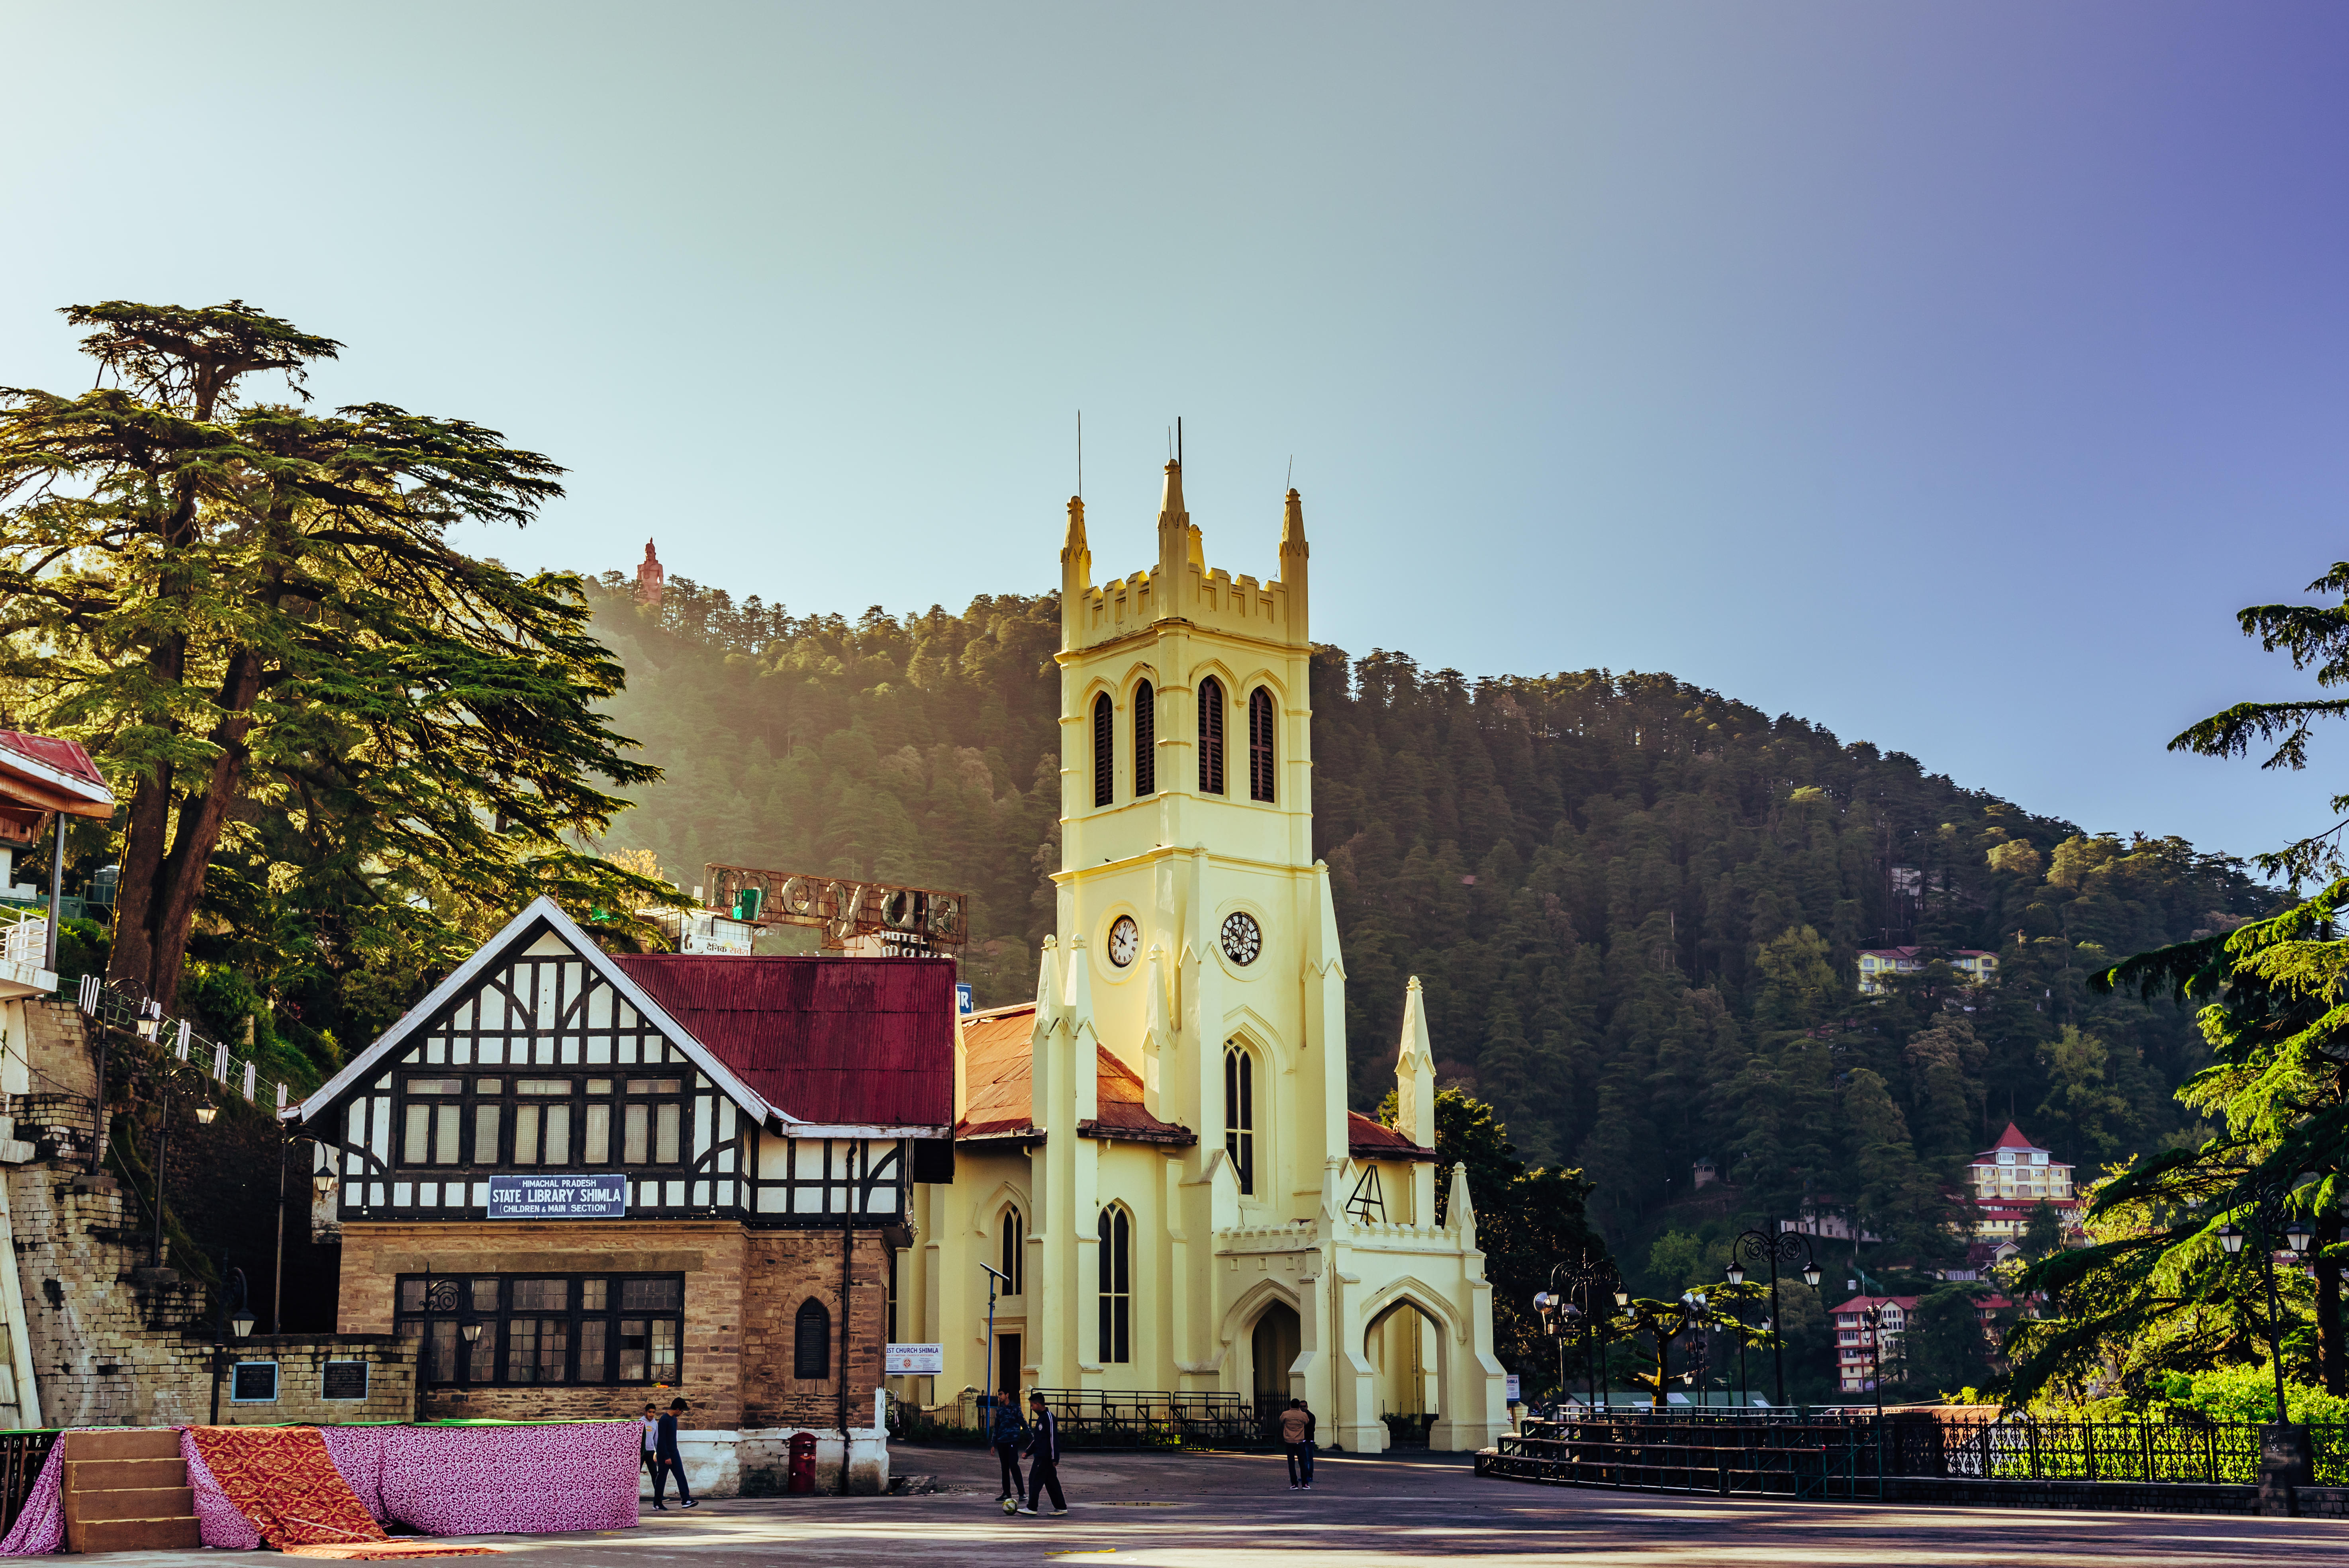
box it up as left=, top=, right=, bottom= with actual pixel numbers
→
left=586, top=573, right=2272, bottom=1263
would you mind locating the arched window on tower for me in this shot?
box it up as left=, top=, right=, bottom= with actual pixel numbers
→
left=793, top=1298, right=831, bottom=1380
left=1133, top=681, right=1156, bottom=796
left=1097, top=1205, right=1131, bottom=1364
left=1248, top=687, right=1275, bottom=803
left=1093, top=692, right=1115, bottom=808
left=1197, top=676, right=1226, bottom=795
left=1001, top=1205, right=1025, bottom=1295
left=1224, top=1044, right=1255, bottom=1196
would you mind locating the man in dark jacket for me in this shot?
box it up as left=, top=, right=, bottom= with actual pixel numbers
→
left=652, top=1397, right=699, bottom=1509
left=987, top=1393, right=1026, bottom=1507
left=1022, top=1390, right=1066, bottom=1515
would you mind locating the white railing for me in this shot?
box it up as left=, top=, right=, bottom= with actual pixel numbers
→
left=75, top=973, right=293, bottom=1112
left=0, top=909, right=46, bottom=971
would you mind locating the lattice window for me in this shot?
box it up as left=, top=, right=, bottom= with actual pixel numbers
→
left=396, top=1271, right=681, bottom=1386
left=1097, top=1205, right=1131, bottom=1364
left=1224, top=1045, right=1256, bottom=1196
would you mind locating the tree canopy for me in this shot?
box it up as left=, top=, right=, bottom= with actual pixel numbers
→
left=0, top=301, right=668, bottom=1067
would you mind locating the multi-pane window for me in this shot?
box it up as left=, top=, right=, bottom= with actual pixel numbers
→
left=1248, top=688, right=1275, bottom=803
left=396, top=1272, right=683, bottom=1386
left=1001, top=1206, right=1025, bottom=1294
left=1197, top=677, right=1226, bottom=795
left=1093, top=692, right=1115, bottom=808
left=396, top=1072, right=686, bottom=1170
left=1224, top=1045, right=1255, bottom=1196
left=1133, top=681, right=1155, bottom=796
left=1097, top=1206, right=1131, bottom=1364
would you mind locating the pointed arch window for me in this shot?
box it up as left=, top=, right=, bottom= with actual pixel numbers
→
left=1092, top=692, right=1115, bottom=808
left=1001, top=1205, right=1025, bottom=1295
left=793, top=1298, right=831, bottom=1380
left=1224, top=1044, right=1255, bottom=1196
left=1097, top=1205, right=1131, bottom=1364
left=1197, top=676, right=1226, bottom=795
left=1248, top=687, right=1275, bottom=803
left=1133, top=681, right=1156, bottom=796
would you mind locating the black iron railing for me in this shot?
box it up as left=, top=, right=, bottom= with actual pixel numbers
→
left=1481, top=1409, right=2349, bottom=1497
left=929, top=1388, right=1264, bottom=1449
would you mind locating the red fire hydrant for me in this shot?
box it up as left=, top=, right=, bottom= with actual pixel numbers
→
left=786, top=1431, right=818, bottom=1494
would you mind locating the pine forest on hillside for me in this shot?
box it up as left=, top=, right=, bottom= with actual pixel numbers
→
left=587, top=573, right=2275, bottom=1300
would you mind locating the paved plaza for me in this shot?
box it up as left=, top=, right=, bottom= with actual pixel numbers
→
left=58, top=1441, right=2349, bottom=1568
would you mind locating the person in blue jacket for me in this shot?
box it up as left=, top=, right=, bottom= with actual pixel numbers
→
left=987, top=1392, right=1026, bottom=1507
left=1021, top=1390, right=1066, bottom=1515
left=652, top=1397, right=699, bottom=1509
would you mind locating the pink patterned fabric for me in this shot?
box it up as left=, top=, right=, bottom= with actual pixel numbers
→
left=378, top=1425, right=640, bottom=1536
left=178, top=1429, right=264, bottom=1551
left=0, top=1443, right=62, bottom=1557
left=321, top=1427, right=394, bottom=1521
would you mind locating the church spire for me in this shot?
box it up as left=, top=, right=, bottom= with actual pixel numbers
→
left=1278, top=487, right=1308, bottom=633
left=1395, top=976, right=1435, bottom=1149
left=1060, top=495, right=1091, bottom=627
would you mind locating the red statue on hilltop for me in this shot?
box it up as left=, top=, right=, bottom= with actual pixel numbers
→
left=635, top=539, right=665, bottom=607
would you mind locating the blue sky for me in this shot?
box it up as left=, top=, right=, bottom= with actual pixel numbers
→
left=7, top=2, right=2347, bottom=865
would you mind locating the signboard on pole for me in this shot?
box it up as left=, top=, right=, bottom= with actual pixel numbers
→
left=488, top=1172, right=628, bottom=1219
left=885, top=1343, right=944, bottom=1376
left=1505, top=1374, right=1521, bottom=1404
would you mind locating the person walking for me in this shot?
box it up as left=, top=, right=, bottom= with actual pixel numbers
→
left=1279, top=1399, right=1311, bottom=1490
left=988, top=1393, right=1027, bottom=1509
left=1299, top=1400, right=1317, bottom=1489
left=652, top=1397, right=699, bottom=1509
left=639, top=1404, right=661, bottom=1494
left=1022, top=1390, right=1066, bottom=1515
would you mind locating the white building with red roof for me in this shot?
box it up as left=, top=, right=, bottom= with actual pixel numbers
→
left=1965, top=1122, right=2080, bottom=1257
left=1856, top=945, right=1999, bottom=994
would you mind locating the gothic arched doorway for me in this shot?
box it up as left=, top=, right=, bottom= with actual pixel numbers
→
left=1250, top=1302, right=1300, bottom=1437
left=1365, top=1298, right=1444, bottom=1447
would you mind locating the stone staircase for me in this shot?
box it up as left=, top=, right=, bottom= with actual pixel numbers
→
left=60, top=1429, right=201, bottom=1552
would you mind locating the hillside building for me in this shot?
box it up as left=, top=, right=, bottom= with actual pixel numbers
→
left=1965, top=1121, right=2079, bottom=1258
left=1856, top=946, right=1997, bottom=994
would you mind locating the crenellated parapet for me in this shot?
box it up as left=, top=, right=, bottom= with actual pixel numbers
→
left=1060, top=462, right=1309, bottom=654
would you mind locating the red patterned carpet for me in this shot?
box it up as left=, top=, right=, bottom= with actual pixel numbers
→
left=185, top=1427, right=496, bottom=1557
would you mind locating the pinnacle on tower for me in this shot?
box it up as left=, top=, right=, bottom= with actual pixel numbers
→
left=1063, top=495, right=1088, bottom=560
left=1281, top=487, right=1306, bottom=552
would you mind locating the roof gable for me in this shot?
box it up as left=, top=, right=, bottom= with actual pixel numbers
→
left=294, top=897, right=778, bottom=1126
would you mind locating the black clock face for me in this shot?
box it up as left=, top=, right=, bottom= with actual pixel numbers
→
left=1220, top=911, right=1262, bottom=967
left=1107, top=914, right=1140, bottom=968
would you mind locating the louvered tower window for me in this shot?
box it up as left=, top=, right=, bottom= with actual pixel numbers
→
left=1133, top=681, right=1156, bottom=795
left=1092, top=692, right=1114, bottom=807
left=1248, top=687, right=1275, bottom=803
left=1197, top=676, right=1226, bottom=795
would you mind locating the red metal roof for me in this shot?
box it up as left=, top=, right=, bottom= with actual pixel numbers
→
left=611, top=954, right=955, bottom=1128
left=952, top=1002, right=1193, bottom=1145
left=1347, top=1110, right=1435, bottom=1162
left=0, top=731, right=113, bottom=817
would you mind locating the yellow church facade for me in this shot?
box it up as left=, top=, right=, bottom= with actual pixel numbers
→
left=893, top=461, right=1509, bottom=1453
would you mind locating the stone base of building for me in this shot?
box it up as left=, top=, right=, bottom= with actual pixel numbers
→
left=644, top=1426, right=890, bottom=1499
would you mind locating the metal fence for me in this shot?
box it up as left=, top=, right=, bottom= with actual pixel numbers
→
left=923, top=1387, right=1265, bottom=1449
left=1482, top=1409, right=2349, bottom=1499
left=1485, top=1411, right=1882, bottom=1499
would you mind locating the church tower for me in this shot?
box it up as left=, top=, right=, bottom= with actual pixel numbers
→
left=905, top=454, right=1507, bottom=1454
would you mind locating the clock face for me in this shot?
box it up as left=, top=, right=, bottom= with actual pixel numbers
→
left=1220, top=911, right=1262, bottom=967
left=1107, top=914, right=1140, bottom=968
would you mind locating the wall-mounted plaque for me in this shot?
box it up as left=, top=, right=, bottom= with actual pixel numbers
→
left=486, top=1171, right=628, bottom=1219
left=322, top=1360, right=369, bottom=1400
left=230, top=1361, right=279, bottom=1403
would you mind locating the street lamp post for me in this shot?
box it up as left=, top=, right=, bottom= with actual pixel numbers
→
left=2216, top=1185, right=2316, bottom=1427
left=1726, top=1223, right=1823, bottom=1407
left=1534, top=1254, right=1617, bottom=1412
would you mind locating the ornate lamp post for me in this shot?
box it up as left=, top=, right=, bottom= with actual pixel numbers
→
left=1534, top=1254, right=1618, bottom=1411
left=2216, top=1188, right=2316, bottom=1425
left=1726, top=1223, right=1822, bottom=1407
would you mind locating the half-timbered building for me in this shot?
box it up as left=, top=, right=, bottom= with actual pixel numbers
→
left=291, top=897, right=953, bottom=1491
